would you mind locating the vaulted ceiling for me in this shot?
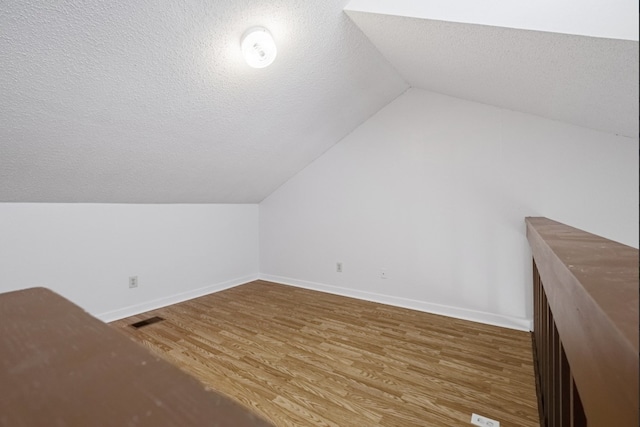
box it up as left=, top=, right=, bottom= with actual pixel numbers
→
left=0, top=1, right=407, bottom=203
left=1, top=1, right=637, bottom=203
left=346, top=10, right=638, bottom=138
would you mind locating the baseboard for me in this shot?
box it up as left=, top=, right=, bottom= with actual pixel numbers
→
left=96, top=274, right=259, bottom=323
left=259, top=274, right=532, bottom=331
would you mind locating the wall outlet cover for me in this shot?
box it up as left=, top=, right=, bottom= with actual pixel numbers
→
left=471, top=413, right=500, bottom=427
left=129, top=276, right=138, bottom=289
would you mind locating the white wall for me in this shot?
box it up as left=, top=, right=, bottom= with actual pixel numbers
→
left=260, top=88, right=639, bottom=330
left=2, top=91, right=636, bottom=331
left=0, top=204, right=259, bottom=321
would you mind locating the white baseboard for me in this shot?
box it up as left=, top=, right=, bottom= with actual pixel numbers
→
left=96, top=274, right=259, bottom=323
left=259, top=274, right=532, bottom=331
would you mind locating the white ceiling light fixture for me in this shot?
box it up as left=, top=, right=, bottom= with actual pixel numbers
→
left=241, top=27, right=277, bottom=68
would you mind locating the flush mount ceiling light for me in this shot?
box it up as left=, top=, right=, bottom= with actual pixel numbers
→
left=241, top=27, right=277, bottom=68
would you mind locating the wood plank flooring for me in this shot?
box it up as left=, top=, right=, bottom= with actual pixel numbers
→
left=110, top=280, right=539, bottom=427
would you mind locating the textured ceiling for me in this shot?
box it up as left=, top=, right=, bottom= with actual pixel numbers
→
left=345, top=0, right=639, bottom=41
left=0, top=1, right=407, bottom=203
left=3, top=2, right=636, bottom=204
left=346, top=10, right=639, bottom=138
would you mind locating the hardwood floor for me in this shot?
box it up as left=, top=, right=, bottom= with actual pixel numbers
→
left=110, top=280, right=539, bottom=427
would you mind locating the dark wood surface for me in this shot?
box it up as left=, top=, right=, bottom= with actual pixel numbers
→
left=526, top=217, right=638, bottom=427
left=0, top=287, right=274, bottom=427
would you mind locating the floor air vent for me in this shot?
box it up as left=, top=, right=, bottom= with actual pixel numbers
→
left=130, top=316, right=165, bottom=329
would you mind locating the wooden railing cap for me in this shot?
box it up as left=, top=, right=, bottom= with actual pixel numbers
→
left=525, top=216, right=638, bottom=351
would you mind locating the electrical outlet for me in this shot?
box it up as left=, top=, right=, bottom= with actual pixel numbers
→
left=471, top=413, right=500, bottom=427
left=336, top=262, right=343, bottom=273
left=380, top=269, right=388, bottom=279
left=129, top=276, right=138, bottom=289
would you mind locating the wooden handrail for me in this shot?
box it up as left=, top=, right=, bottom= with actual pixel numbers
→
left=526, top=217, right=638, bottom=426
left=0, top=288, right=274, bottom=426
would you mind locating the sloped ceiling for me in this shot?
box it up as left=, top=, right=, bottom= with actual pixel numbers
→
left=346, top=7, right=639, bottom=138
left=2, top=2, right=637, bottom=204
left=0, top=1, right=407, bottom=203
